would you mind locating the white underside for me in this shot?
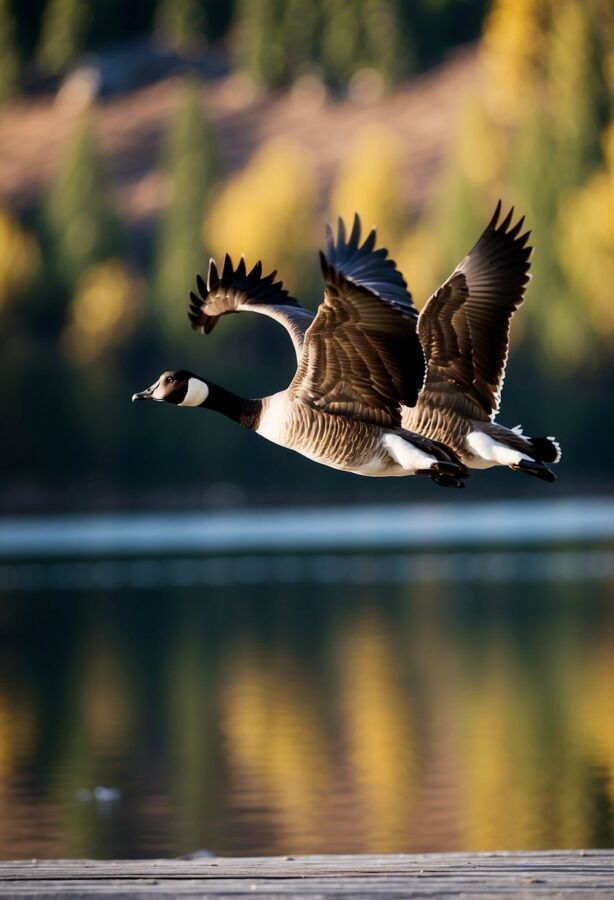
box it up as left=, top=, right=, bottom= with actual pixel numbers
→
left=465, top=430, right=531, bottom=468
left=380, top=434, right=438, bottom=475
left=255, top=391, right=289, bottom=445
left=288, top=446, right=418, bottom=477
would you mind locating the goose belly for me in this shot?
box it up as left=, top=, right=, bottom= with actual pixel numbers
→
left=464, top=429, right=531, bottom=468
left=256, top=397, right=419, bottom=476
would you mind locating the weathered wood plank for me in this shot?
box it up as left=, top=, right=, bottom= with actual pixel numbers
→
left=1, top=851, right=613, bottom=898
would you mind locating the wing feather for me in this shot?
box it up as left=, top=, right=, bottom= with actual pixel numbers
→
left=417, top=202, right=531, bottom=420
left=289, top=216, right=425, bottom=426
left=188, top=255, right=314, bottom=360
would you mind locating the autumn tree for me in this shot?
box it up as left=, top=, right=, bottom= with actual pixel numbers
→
left=38, top=115, right=122, bottom=333
left=0, top=0, right=19, bottom=102
left=153, top=79, right=217, bottom=340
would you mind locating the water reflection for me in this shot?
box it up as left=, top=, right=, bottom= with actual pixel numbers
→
left=0, top=563, right=613, bottom=858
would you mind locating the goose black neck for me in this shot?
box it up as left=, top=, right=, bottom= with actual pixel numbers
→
left=202, top=381, right=262, bottom=430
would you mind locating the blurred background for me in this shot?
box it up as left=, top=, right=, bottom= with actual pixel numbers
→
left=1, top=0, right=614, bottom=862
left=0, top=0, right=613, bottom=509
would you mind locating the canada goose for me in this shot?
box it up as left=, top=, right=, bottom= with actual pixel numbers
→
left=188, top=205, right=560, bottom=482
left=132, top=228, right=469, bottom=488
left=401, top=203, right=561, bottom=482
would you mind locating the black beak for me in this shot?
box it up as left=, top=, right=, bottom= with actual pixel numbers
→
left=132, top=386, right=155, bottom=402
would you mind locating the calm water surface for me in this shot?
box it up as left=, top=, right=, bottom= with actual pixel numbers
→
left=1, top=529, right=613, bottom=858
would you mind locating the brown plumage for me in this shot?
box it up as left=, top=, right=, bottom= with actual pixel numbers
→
left=185, top=204, right=560, bottom=483
left=411, top=202, right=531, bottom=421
left=402, top=203, right=560, bottom=480
left=132, top=216, right=469, bottom=487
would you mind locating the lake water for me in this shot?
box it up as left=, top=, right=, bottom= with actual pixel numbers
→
left=1, top=499, right=613, bottom=859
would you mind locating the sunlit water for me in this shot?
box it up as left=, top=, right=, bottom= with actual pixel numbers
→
left=1, top=501, right=614, bottom=859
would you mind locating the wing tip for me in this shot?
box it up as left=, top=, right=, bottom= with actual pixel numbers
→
left=318, top=249, right=329, bottom=278
left=206, top=258, right=218, bottom=291
left=487, top=199, right=502, bottom=232
left=349, top=212, right=361, bottom=248
left=323, top=210, right=414, bottom=312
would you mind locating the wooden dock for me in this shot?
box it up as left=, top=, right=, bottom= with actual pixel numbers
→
left=1, top=851, right=613, bottom=898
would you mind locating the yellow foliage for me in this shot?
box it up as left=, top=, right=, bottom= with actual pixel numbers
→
left=329, top=124, right=406, bottom=249
left=204, top=137, right=316, bottom=293
left=481, top=0, right=551, bottom=124
left=557, top=123, right=614, bottom=339
left=395, top=225, right=439, bottom=309
left=454, top=101, right=507, bottom=189
left=62, top=260, right=142, bottom=364
left=548, top=2, right=591, bottom=137
left=0, top=207, right=39, bottom=311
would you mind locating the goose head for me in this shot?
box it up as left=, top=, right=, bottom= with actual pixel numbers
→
left=132, top=370, right=210, bottom=407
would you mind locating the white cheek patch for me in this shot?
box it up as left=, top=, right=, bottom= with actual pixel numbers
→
left=179, top=377, right=209, bottom=407
left=151, top=382, right=166, bottom=400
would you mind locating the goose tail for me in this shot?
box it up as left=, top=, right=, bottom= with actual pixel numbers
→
left=528, top=435, right=562, bottom=465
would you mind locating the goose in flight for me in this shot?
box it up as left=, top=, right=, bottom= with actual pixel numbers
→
left=179, top=204, right=560, bottom=482
left=402, top=203, right=560, bottom=481
left=132, top=226, right=469, bottom=488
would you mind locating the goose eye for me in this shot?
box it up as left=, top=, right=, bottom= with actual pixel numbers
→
left=166, top=376, right=174, bottom=384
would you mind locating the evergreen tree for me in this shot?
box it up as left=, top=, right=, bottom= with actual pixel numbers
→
left=155, top=0, right=206, bottom=52
left=320, top=0, right=362, bottom=89
left=234, top=0, right=285, bottom=88
left=320, top=0, right=408, bottom=89
left=510, top=108, right=588, bottom=366
left=279, top=0, right=320, bottom=83
left=547, top=0, right=606, bottom=189
left=0, top=0, right=19, bottom=102
left=153, top=79, right=217, bottom=339
left=558, top=122, right=614, bottom=343
left=361, top=0, right=409, bottom=86
left=36, top=0, right=88, bottom=76
left=38, top=114, right=122, bottom=331
left=507, top=1, right=609, bottom=364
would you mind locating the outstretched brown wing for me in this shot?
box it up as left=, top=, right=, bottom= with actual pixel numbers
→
left=188, top=255, right=314, bottom=361
left=289, top=215, right=425, bottom=427
left=417, top=202, right=532, bottom=420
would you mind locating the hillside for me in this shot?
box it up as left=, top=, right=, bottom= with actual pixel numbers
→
left=0, top=47, right=478, bottom=226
